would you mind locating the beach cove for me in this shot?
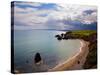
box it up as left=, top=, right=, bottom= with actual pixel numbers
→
left=50, top=30, right=97, bottom=71
left=49, top=40, right=89, bottom=71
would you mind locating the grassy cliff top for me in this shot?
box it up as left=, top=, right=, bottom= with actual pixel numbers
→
left=71, top=30, right=96, bottom=36
left=55, top=30, right=97, bottom=69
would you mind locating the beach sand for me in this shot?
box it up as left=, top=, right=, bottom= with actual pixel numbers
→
left=49, top=40, right=89, bottom=71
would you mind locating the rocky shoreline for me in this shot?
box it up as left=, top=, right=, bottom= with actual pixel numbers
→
left=54, top=30, right=97, bottom=69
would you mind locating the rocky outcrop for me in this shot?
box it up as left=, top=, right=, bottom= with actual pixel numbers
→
left=34, top=53, right=42, bottom=64
left=55, top=30, right=97, bottom=69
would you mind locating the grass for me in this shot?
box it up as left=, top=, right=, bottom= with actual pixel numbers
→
left=64, top=30, right=97, bottom=69
left=71, top=30, right=96, bottom=36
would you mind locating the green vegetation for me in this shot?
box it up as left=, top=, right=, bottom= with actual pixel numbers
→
left=71, top=30, right=96, bottom=36
left=83, top=40, right=97, bottom=69
left=69, top=30, right=97, bottom=69
left=55, top=30, right=97, bottom=69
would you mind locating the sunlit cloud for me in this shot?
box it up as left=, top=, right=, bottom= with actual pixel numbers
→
left=12, top=1, right=97, bottom=30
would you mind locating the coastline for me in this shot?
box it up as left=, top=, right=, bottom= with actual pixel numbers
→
left=49, top=39, right=89, bottom=71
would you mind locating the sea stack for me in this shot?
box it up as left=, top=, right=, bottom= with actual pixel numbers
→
left=34, top=53, right=42, bottom=64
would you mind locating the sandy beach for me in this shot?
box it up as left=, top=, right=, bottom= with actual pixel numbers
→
left=49, top=39, right=89, bottom=71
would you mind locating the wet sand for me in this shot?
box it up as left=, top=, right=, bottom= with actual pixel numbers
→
left=49, top=40, right=89, bottom=71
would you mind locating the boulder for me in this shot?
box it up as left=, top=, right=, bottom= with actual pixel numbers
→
left=34, top=53, right=42, bottom=64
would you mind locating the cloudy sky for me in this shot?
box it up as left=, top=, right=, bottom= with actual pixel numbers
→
left=12, top=1, right=97, bottom=30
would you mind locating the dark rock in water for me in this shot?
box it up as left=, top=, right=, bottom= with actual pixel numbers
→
left=57, top=37, right=62, bottom=40
left=55, top=35, right=60, bottom=38
left=61, top=33, right=64, bottom=38
left=55, top=35, right=62, bottom=40
left=33, top=53, right=49, bottom=72
left=34, top=53, right=42, bottom=64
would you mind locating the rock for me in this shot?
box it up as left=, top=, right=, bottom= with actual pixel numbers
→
left=55, top=35, right=60, bottom=38
left=34, top=53, right=42, bottom=64
left=57, top=37, right=62, bottom=40
left=55, top=35, right=62, bottom=40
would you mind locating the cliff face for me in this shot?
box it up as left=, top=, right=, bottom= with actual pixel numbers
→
left=55, top=30, right=97, bottom=69
left=83, top=33, right=97, bottom=69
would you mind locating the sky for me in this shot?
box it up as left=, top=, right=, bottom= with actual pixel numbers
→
left=11, top=1, right=97, bottom=30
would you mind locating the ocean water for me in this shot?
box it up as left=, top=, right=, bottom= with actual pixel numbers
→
left=14, top=30, right=81, bottom=73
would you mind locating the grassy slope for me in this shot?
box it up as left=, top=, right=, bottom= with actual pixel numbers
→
left=71, top=30, right=96, bottom=36
left=56, top=30, right=97, bottom=69
left=70, top=30, right=97, bottom=69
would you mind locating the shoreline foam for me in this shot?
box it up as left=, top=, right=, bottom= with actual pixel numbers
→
left=49, top=39, right=89, bottom=71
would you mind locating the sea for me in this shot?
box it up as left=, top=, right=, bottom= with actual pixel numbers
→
left=14, top=29, right=81, bottom=73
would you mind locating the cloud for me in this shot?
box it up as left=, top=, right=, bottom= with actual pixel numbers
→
left=14, top=1, right=42, bottom=8
left=14, top=6, right=49, bottom=26
left=12, top=2, right=97, bottom=30
left=50, top=4, right=97, bottom=24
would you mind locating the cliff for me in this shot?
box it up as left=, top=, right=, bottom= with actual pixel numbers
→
left=55, top=30, right=97, bottom=69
